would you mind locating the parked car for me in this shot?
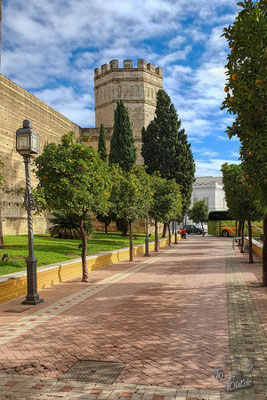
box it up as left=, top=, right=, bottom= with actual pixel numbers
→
left=185, top=225, right=202, bottom=234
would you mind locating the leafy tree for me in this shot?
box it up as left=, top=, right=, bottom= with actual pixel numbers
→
left=96, top=123, right=110, bottom=231
left=96, top=213, right=112, bottom=234
left=34, top=132, right=111, bottom=282
left=0, top=159, right=5, bottom=248
left=142, top=89, right=195, bottom=221
left=150, top=174, right=182, bottom=250
left=109, top=100, right=137, bottom=235
left=221, top=163, right=264, bottom=263
left=98, top=123, right=107, bottom=163
left=188, top=200, right=208, bottom=234
left=110, top=165, right=153, bottom=261
left=109, top=100, right=136, bottom=171
left=221, top=0, right=267, bottom=282
left=49, top=211, right=94, bottom=239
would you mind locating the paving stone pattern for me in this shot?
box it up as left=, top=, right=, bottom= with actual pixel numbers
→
left=225, top=245, right=267, bottom=400
left=0, top=238, right=266, bottom=400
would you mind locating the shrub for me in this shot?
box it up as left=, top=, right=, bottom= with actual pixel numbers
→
left=49, top=211, right=94, bottom=239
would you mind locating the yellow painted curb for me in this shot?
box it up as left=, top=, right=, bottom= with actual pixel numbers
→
left=0, top=235, right=181, bottom=305
left=244, top=237, right=263, bottom=258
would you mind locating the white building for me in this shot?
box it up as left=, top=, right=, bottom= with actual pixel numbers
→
left=190, top=176, right=227, bottom=211
left=185, top=177, right=227, bottom=228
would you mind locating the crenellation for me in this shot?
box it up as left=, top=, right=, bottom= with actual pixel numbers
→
left=123, top=59, right=133, bottom=68
left=110, top=59, right=119, bottom=69
left=156, top=67, right=163, bottom=77
left=137, top=59, right=147, bottom=69
left=94, top=68, right=101, bottom=77
left=94, top=59, right=162, bottom=80
left=147, top=63, right=155, bottom=72
left=101, top=63, right=110, bottom=73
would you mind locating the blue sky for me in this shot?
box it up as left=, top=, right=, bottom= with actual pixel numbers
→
left=2, top=0, right=241, bottom=176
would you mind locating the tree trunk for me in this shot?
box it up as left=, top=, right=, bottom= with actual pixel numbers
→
left=162, top=223, right=168, bottom=238
left=129, top=221, right=134, bottom=262
left=201, top=222, right=204, bottom=237
left=241, top=221, right=245, bottom=253
left=168, top=223, right=171, bottom=247
left=105, top=221, right=108, bottom=234
left=248, top=219, right=253, bottom=264
left=155, top=220, right=159, bottom=252
left=79, top=217, right=89, bottom=282
left=0, top=204, right=4, bottom=249
left=238, top=221, right=241, bottom=246
left=263, top=213, right=267, bottom=286
left=174, top=221, right=178, bottom=244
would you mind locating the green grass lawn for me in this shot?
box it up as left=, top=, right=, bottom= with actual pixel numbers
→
left=0, top=232, right=155, bottom=276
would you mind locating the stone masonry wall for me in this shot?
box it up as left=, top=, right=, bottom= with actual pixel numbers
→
left=0, top=58, right=164, bottom=236
left=0, top=74, right=82, bottom=235
left=94, top=59, right=163, bottom=163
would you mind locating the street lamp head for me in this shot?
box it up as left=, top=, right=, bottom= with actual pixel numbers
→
left=16, top=120, right=39, bottom=156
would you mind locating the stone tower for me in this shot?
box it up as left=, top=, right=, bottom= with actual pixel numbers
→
left=94, top=59, right=163, bottom=162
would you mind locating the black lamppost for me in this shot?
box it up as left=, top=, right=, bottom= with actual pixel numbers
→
left=16, top=120, right=44, bottom=305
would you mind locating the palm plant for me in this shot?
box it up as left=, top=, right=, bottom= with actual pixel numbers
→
left=49, top=211, right=94, bottom=239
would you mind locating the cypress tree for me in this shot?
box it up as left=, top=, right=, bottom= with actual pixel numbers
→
left=109, top=100, right=136, bottom=171
left=142, top=89, right=195, bottom=217
left=97, top=123, right=107, bottom=162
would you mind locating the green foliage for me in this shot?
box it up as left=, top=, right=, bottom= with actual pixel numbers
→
left=98, top=123, right=107, bottom=162
left=150, top=174, right=183, bottom=223
left=110, top=165, right=153, bottom=223
left=34, top=132, right=111, bottom=216
left=221, top=163, right=265, bottom=222
left=188, top=200, right=208, bottom=226
left=49, top=211, right=94, bottom=239
left=142, top=89, right=195, bottom=216
left=109, top=100, right=136, bottom=171
left=221, top=0, right=267, bottom=205
left=34, top=131, right=111, bottom=281
left=96, top=213, right=112, bottom=230
left=0, top=233, right=155, bottom=276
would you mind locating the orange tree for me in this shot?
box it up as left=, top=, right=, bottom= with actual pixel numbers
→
left=221, top=163, right=264, bottom=263
left=221, top=0, right=267, bottom=283
left=149, top=174, right=182, bottom=250
left=34, top=133, right=111, bottom=282
left=110, top=165, right=153, bottom=261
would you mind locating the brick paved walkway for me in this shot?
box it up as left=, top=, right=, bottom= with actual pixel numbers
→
left=0, top=237, right=266, bottom=400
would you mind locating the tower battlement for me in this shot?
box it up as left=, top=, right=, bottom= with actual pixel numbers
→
left=94, top=59, right=163, bottom=78
left=93, top=59, right=163, bottom=163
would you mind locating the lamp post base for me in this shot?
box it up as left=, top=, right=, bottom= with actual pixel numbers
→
left=22, top=297, right=44, bottom=305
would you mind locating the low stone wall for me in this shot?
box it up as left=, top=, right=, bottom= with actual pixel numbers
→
left=245, top=237, right=263, bottom=258
left=0, top=236, right=180, bottom=304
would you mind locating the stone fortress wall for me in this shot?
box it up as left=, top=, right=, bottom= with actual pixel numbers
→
left=0, top=59, right=163, bottom=235
left=93, top=59, right=163, bottom=162
left=0, top=74, right=82, bottom=235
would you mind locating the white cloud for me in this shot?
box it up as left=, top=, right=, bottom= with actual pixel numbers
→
left=195, top=158, right=239, bottom=177
left=230, top=151, right=240, bottom=158
left=168, top=35, right=187, bottom=48
left=32, top=87, right=94, bottom=127
left=193, top=148, right=219, bottom=158
left=2, top=0, right=238, bottom=136
left=157, top=46, right=192, bottom=67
